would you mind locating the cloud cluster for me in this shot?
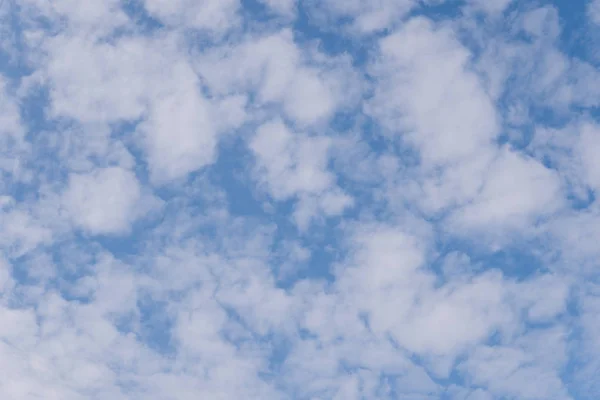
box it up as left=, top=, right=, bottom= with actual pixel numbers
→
left=1, top=0, right=599, bottom=399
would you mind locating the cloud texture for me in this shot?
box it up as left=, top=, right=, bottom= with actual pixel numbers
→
left=0, top=0, right=599, bottom=399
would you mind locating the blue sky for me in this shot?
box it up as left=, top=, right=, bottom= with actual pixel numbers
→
left=1, top=0, right=600, bottom=399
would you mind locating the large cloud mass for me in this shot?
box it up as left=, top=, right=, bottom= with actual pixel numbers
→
left=0, top=0, right=599, bottom=399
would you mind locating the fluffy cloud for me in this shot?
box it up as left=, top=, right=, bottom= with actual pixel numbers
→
left=368, top=17, right=499, bottom=166
left=589, top=0, right=600, bottom=25
left=62, top=167, right=147, bottom=235
left=0, top=77, right=23, bottom=140
left=305, top=0, right=416, bottom=34
left=250, top=119, right=353, bottom=228
left=143, top=0, right=240, bottom=34
left=1, top=1, right=599, bottom=399
left=448, top=148, right=564, bottom=234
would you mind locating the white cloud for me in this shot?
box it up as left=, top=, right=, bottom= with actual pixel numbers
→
left=513, top=275, right=570, bottom=322
left=250, top=119, right=353, bottom=228
left=41, top=35, right=150, bottom=123
left=577, top=122, right=600, bottom=191
left=306, top=0, right=416, bottom=34
left=575, top=289, right=600, bottom=396
left=448, top=149, right=564, bottom=234
left=282, top=221, right=575, bottom=395
left=367, top=17, right=506, bottom=222
left=0, top=206, right=54, bottom=258
left=196, top=29, right=359, bottom=126
left=319, top=225, right=497, bottom=371
left=34, top=29, right=236, bottom=183
left=0, top=77, right=24, bottom=141
left=367, top=17, right=566, bottom=239
left=62, top=167, right=146, bottom=235
left=143, top=0, right=240, bottom=34
left=18, top=0, right=128, bottom=40
left=136, top=68, right=217, bottom=184
left=473, top=5, right=600, bottom=115
left=250, top=119, right=333, bottom=198
left=590, top=0, right=600, bottom=25
left=368, top=17, right=499, bottom=166
left=460, top=343, right=571, bottom=399
left=0, top=76, right=27, bottom=183
left=2, top=0, right=600, bottom=399
left=0, top=258, right=14, bottom=296
left=530, top=121, right=600, bottom=204
left=544, top=205, right=600, bottom=274
left=521, top=6, right=561, bottom=39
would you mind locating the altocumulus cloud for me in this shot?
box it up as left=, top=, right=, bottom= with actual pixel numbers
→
left=1, top=0, right=600, bottom=399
